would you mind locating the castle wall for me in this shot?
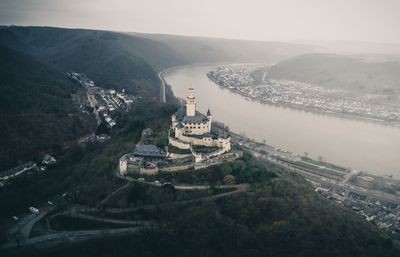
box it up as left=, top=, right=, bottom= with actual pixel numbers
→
left=191, top=146, right=230, bottom=163
left=169, top=136, right=191, bottom=149
left=167, top=152, right=192, bottom=159
left=176, top=132, right=231, bottom=150
left=159, top=163, right=194, bottom=172
left=139, top=167, right=158, bottom=175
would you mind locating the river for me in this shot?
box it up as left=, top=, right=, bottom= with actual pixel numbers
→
left=163, top=64, right=400, bottom=178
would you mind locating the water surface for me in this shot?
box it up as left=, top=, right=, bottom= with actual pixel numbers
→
left=164, top=64, right=400, bottom=177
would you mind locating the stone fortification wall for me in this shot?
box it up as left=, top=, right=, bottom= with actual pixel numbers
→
left=159, top=163, right=194, bottom=172
left=169, top=136, right=191, bottom=149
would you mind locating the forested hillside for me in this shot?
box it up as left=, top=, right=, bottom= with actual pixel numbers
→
left=0, top=26, right=178, bottom=169
left=131, top=32, right=319, bottom=64
left=0, top=26, right=175, bottom=96
left=0, top=26, right=320, bottom=97
left=2, top=100, right=399, bottom=256
left=0, top=46, right=96, bottom=170
left=268, top=53, right=400, bottom=95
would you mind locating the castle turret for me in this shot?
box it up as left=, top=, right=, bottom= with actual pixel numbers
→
left=207, top=108, right=212, bottom=133
left=171, top=113, right=177, bottom=127
left=186, top=88, right=196, bottom=116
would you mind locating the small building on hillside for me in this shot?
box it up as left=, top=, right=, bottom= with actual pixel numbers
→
left=0, top=161, right=37, bottom=181
left=141, top=128, right=154, bottom=144
left=119, top=144, right=164, bottom=176
left=133, top=144, right=163, bottom=161
left=42, top=154, right=57, bottom=166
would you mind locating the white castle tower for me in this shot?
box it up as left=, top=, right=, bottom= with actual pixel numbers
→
left=186, top=88, right=196, bottom=116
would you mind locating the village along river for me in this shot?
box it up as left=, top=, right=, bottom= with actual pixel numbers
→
left=163, top=64, right=400, bottom=178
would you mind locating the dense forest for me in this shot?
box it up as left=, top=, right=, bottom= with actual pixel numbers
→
left=0, top=99, right=176, bottom=221
left=0, top=26, right=168, bottom=95
left=0, top=46, right=96, bottom=170
left=7, top=160, right=400, bottom=257
left=0, top=26, right=172, bottom=169
left=1, top=98, right=400, bottom=256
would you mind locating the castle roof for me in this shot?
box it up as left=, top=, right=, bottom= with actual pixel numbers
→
left=174, top=106, right=209, bottom=124
left=174, top=106, right=186, bottom=119
left=133, top=144, right=163, bottom=158
left=142, top=128, right=153, bottom=136
left=182, top=114, right=208, bottom=124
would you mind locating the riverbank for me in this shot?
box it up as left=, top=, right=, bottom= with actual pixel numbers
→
left=163, top=63, right=400, bottom=177
left=207, top=73, right=400, bottom=128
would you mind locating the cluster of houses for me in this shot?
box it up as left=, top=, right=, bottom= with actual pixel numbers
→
left=208, top=66, right=255, bottom=89
left=96, top=88, right=138, bottom=128
left=97, top=89, right=138, bottom=128
left=68, top=72, right=139, bottom=128
left=208, top=66, right=400, bottom=122
left=99, top=89, right=136, bottom=112
left=316, top=185, right=400, bottom=235
left=0, top=154, right=56, bottom=187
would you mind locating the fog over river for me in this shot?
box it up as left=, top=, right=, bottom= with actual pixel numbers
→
left=164, top=64, right=400, bottom=178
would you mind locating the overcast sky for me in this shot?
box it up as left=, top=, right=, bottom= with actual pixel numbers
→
left=1, top=0, right=399, bottom=43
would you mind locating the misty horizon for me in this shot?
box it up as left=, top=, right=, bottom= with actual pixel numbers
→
left=1, top=0, right=400, bottom=44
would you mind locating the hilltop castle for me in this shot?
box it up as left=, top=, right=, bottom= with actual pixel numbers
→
left=119, top=88, right=235, bottom=177
left=169, top=88, right=231, bottom=162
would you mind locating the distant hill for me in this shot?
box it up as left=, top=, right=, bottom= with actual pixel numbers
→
left=267, top=53, right=400, bottom=95
left=0, top=26, right=178, bottom=97
left=0, top=26, right=320, bottom=95
left=131, top=32, right=319, bottom=64
left=293, top=40, right=400, bottom=55
left=0, top=46, right=96, bottom=170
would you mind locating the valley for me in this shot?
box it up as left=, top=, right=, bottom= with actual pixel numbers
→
left=1, top=24, right=400, bottom=257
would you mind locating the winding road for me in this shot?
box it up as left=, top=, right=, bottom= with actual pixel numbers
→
left=158, top=70, right=166, bottom=103
left=2, top=175, right=248, bottom=250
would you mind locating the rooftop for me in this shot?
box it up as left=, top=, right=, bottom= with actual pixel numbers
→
left=133, top=144, right=163, bottom=158
left=174, top=106, right=209, bottom=123
left=0, top=161, right=37, bottom=178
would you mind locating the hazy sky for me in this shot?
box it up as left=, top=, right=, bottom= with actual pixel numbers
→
left=1, top=0, right=399, bottom=43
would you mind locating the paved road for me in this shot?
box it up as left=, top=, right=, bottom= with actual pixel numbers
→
left=9, top=206, right=54, bottom=241
left=1, top=180, right=249, bottom=248
left=96, top=181, right=131, bottom=208
left=1, top=226, right=149, bottom=250
left=64, top=212, right=155, bottom=226
left=158, top=71, right=166, bottom=103
left=82, top=183, right=249, bottom=214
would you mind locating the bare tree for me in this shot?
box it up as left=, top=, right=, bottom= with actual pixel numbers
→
left=223, top=175, right=236, bottom=185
